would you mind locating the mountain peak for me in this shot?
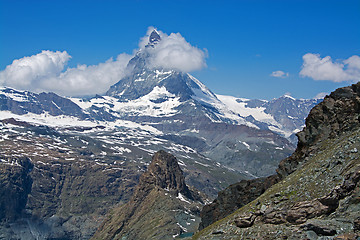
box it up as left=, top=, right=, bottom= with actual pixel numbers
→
left=147, top=29, right=161, bottom=46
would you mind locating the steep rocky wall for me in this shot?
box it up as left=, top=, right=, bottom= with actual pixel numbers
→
left=0, top=157, right=33, bottom=222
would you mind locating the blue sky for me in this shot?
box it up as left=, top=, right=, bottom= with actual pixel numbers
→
left=0, top=0, right=359, bottom=99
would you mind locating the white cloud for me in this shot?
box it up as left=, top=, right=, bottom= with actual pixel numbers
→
left=0, top=50, right=132, bottom=96
left=0, top=50, right=71, bottom=89
left=300, top=53, right=360, bottom=82
left=270, top=70, right=289, bottom=78
left=141, top=27, right=207, bottom=72
left=41, top=54, right=131, bottom=96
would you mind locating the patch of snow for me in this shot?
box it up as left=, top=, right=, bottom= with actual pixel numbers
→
left=0, top=111, right=97, bottom=128
left=195, top=161, right=210, bottom=167
left=177, top=160, right=186, bottom=166
left=134, top=77, right=145, bottom=82
left=73, top=86, right=181, bottom=118
left=177, top=193, right=191, bottom=204
left=216, top=94, right=276, bottom=123
left=239, top=141, right=251, bottom=150
left=0, top=88, right=31, bottom=102
left=176, top=222, right=188, bottom=232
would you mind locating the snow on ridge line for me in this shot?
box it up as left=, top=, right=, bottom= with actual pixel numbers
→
left=0, top=111, right=163, bottom=135
left=281, top=94, right=296, bottom=101
left=188, top=89, right=259, bottom=128
left=184, top=76, right=257, bottom=127
left=70, top=86, right=181, bottom=118
left=216, top=94, right=276, bottom=123
left=0, top=87, right=32, bottom=102
left=187, top=73, right=217, bottom=99
left=0, top=111, right=97, bottom=128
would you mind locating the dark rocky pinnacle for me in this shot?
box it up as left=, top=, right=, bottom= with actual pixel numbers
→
left=149, top=29, right=161, bottom=44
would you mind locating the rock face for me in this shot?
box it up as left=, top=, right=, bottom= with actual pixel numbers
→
left=92, top=150, right=203, bottom=240
left=199, top=82, right=360, bottom=230
left=198, top=175, right=278, bottom=230
left=148, top=29, right=161, bottom=46
left=0, top=157, right=32, bottom=221
left=193, top=82, right=360, bottom=239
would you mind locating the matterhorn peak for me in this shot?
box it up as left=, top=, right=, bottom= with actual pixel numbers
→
left=147, top=29, right=161, bottom=47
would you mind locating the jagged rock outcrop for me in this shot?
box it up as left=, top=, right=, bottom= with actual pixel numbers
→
left=193, top=82, right=360, bottom=239
left=134, top=150, right=194, bottom=200
left=92, top=150, right=204, bottom=240
left=148, top=29, right=161, bottom=46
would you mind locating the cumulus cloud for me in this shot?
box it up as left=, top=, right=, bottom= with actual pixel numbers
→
left=0, top=50, right=132, bottom=96
left=141, top=27, right=207, bottom=72
left=0, top=50, right=71, bottom=89
left=300, top=53, right=360, bottom=82
left=270, top=70, right=289, bottom=78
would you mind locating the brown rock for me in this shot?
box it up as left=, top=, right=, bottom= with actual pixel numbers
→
left=262, top=209, right=286, bottom=224
left=286, top=200, right=331, bottom=224
left=334, top=233, right=359, bottom=240
left=234, top=214, right=257, bottom=228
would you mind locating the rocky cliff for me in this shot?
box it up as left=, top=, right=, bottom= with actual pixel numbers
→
left=92, top=150, right=204, bottom=240
left=0, top=156, right=32, bottom=222
left=195, top=82, right=360, bottom=239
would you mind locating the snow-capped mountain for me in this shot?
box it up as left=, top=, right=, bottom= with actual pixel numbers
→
left=0, top=30, right=321, bottom=178
left=104, top=30, right=250, bottom=127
